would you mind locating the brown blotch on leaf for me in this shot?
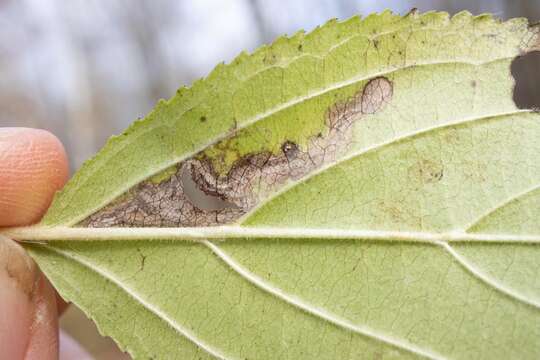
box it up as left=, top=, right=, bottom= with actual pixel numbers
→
left=327, top=77, right=393, bottom=129
left=82, top=76, right=394, bottom=228
left=361, top=77, right=393, bottom=114
left=82, top=163, right=244, bottom=227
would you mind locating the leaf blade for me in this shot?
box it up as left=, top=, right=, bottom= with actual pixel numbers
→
left=8, top=11, right=540, bottom=360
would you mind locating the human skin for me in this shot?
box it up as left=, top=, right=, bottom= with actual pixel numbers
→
left=0, top=128, right=68, bottom=359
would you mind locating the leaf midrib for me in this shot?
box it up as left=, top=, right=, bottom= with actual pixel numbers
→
left=6, top=226, right=540, bottom=243
left=6, top=175, right=539, bottom=243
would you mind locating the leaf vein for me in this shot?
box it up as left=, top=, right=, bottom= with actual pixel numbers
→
left=439, top=242, right=540, bottom=309
left=65, top=57, right=518, bottom=226
left=39, top=245, right=232, bottom=360
left=464, top=183, right=540, bottom=232
left=204, top=240, right=446, bottom=360
left=240, top=109, right=533, bottom=223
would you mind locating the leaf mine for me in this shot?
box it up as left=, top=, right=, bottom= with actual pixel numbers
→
left=82, top=77, right=393, bottom=227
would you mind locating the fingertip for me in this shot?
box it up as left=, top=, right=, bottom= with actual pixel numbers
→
left=0, top=128, right=69, bottom=226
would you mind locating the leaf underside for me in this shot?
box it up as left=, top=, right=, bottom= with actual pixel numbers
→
left=7, top=10, right=540, bottom=359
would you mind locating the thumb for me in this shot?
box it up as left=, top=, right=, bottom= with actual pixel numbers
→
left=0, top=127, right=69, bottom=359
left=0, top=128, right=68, bottom=226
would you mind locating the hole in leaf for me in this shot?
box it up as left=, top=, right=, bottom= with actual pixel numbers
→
left=511, top=51, right=540, bottom=110
left=181, top=165, right=236, bottom=211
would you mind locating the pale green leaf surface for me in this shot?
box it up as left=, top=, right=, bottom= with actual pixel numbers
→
left=2, top=10, right=540, bottom=359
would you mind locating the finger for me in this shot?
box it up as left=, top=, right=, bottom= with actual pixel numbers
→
left=0, top=127, right=69, bottom=359
left=0, top=127, right=70, bottom=312
left=0, top=127, right=68, bottom=227
left=0, top=236, right=58, bottom=360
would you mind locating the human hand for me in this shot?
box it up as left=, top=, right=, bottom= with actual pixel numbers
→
left=0, top=128, right=68, bottom=359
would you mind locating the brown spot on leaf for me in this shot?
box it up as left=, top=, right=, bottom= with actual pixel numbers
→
left=408, top=159, right=444, bottom=185
left=462, top=159, right=488, bottom=183
left=82, top=77, right=394, bottom=227
left=377, top=199, right=422, bottom=227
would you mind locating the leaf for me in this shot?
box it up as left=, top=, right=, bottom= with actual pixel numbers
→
left=3, top=11, right=540, bottom=359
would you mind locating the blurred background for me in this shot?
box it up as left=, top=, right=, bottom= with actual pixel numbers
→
left=0, top=0, right=538, bottom=359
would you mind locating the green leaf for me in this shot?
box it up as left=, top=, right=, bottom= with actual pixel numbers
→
left=3, top=11, right=540, bottom=359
